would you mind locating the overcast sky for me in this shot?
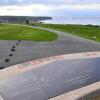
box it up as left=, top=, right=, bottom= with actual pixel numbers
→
left=0, top=0, right=100, bottom=17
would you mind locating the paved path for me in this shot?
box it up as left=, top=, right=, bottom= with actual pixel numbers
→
left=0, top=27, right=100, bottom=68
left=0, top=52, right=100, bottom=100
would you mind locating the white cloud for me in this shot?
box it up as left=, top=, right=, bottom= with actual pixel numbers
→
left=0, top=4, right=100, bottom=16
left=60, top=4, right=100, bottom=10
left=0, top=4, right=53, bottom=16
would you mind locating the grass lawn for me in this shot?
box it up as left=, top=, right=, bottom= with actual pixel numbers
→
left=0, top=24, right=57, bottom=41
left=39, top=24, right=100, bottom=42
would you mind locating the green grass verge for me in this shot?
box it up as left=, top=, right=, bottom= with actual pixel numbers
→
left=0, top=24, right=57, bottom=41
left=39, top=24, right=100, bottom=42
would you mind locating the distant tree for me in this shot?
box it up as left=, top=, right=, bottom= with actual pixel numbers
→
left=26, top=20, right=29, bottom=25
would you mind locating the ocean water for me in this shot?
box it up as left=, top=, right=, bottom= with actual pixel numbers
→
left=44, top=17, right=100, bottom=25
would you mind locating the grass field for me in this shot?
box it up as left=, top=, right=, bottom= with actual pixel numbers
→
left=39, top=24, right=100, bottom=42
left=0, top=24, right=57, bottom=41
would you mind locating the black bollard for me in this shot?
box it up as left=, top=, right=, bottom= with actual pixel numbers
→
left=12, top=46, right=15, bottom=49
left=0, top=67, right=4, bottom=69
left=11, top=48, right=15, bottom=51
left=18, top=40, right=21, bottom=42
left=5, top=58, right=10, bottom=62
left=9, top=54, right=13, bottom=57
left=16, top=43, right=19, bottom=45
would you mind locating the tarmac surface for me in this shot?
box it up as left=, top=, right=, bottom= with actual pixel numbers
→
left=0, top=27, right=100, bottom=68
left=0, top=53, right=100, bottom=100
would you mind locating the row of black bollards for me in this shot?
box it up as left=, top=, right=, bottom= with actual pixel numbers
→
left=0, top=40, right=22, bottom=70
left=4, top=40, right=21, bottom=63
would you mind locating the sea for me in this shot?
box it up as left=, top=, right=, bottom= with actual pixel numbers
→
left=43, top=17, right=100, bottom=25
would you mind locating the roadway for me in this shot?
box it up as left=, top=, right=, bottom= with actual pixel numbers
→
left=0, top=27, right=100, bottom=69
